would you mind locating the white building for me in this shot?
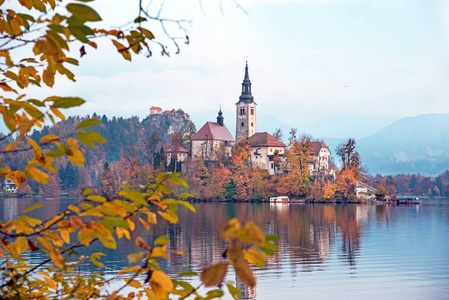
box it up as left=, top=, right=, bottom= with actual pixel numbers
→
left=248, top=132, right=286, bottom=175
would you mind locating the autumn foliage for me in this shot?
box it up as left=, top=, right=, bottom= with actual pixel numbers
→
left=0, top=1, right=276, bottom=299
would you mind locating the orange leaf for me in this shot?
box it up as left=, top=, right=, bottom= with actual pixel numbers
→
left=200, top=263, right=228, bottom=287
left=136, top=236, right=151, bottom=251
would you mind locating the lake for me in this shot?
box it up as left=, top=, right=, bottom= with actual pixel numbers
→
left=1, top=198, right=449, bottom=299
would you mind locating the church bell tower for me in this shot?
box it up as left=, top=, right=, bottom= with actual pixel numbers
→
left=235, top=62, right=257, bottom=142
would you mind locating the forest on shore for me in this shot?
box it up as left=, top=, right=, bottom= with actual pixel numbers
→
left=2, top=115, right=448, bottom=201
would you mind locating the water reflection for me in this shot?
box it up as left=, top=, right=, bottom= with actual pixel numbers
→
left=1, top=199, right=449, bottom=300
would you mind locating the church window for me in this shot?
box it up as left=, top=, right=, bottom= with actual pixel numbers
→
left=250, top=108, right=254, bottom=115
left=241, top=122, right=244, bottom=127
left=251, top=122, right=254, bottom=127
left=240, top=108, right=246, bottom=115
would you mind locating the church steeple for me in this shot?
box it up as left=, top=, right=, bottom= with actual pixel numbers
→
left=237, top=61, right=255, bottom=104
left=235, top=61, right=257, bottom=142
left=217, top=108, right=224, bottom=126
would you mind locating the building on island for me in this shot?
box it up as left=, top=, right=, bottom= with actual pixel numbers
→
left=166, top=146, right=189, bottom=166
left=3, top=178, right=18, bottom=193
left=248, top=132, right=287, bottom=175
left=235, top=62, right=257, bottom=143
left=150, top=106, right=163, bottom=115
left=191, top=109, right=234, bottom=161
left=307, top=141, right=331, bottom=175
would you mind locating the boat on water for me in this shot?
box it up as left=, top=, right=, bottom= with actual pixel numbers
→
left=397, top=197, right=422, bottom=204
left=269, top=196, right=290, bottom=203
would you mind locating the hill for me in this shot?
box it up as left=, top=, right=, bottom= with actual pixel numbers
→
left=357, top=113, right=449, bottom=176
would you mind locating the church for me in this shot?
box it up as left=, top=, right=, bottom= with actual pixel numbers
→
left=190, top=62, right=287, bottom=175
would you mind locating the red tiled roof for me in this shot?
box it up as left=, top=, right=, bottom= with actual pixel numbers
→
left=164, top=110, right=171, bottom=114
left=309, top=141, right=329, bottom=155
left=191, top=122, right=234, bottom=142
left=150, top=106, right=162, bottom=111
left=248, top=132, right=286, bottom=148
left=167, top=146, right=189, bottom=153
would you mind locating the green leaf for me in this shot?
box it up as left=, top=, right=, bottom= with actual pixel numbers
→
left=178, top=271, right=198, bottom=277
left=175, top=280, right=195, bottom=293
left=90, top=252, right=105, bottom=268
left=87, top=195, right=106, bottom=202
left=134, top=17, right=147, bottom=23
left=265, top=234, right=281, bottom=242
left=83, top=188, right=92, bottom=196
left=23, top=202, right=44, bottom=214
left=164, top=199, right=196, bottom=213
left=153, top=235, right=169, bottom=246
left=76, top=119, right=101, bottom=129
left=28, top=99, right=46, bottom=107
left=52, top=97, right=85, bottom=108
left=77, top=131, right=106, bottom=149
left=207, top=290, right=225, bottom=299
left=167, top=174, right=188, bottom=188
left=46, top=149, right=65, bottom=157
left=67, top=3, right=102, bottom=22
left=118, top=190, right=148, bottom=206
left=227, top=283, right=242, bottom=300
left=102, top=216, right=129, bottom=229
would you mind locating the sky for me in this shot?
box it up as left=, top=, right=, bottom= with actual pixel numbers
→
left=15, top=0, right=449, bottom=139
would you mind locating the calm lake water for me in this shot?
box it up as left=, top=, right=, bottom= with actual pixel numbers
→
left=1, top=198, right=449, bottom=299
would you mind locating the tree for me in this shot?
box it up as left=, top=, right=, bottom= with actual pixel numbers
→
left=272, top=128, right=283, bottom=142
left=169, top=132, right=183, bottom=173
left=336, top=138, right=360, bottom=172
left=0, top=2, right=276, bottom=299
left=288, top=128, right=297, bottom=143
left=145, top=131, right=162, bottom=165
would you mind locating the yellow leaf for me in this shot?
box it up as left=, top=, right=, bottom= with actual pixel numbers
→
left=42, top=68, right=54, bottom=87
left=23, top=202, right=44, bottom=214
left=67, top=204, right=80, bottom=214
left=244, top=248, right=267, bottom=268
left=112, top=39, right=131, bottom=61
left=127, top=252, right=145, bottom=264
left=49, top=246, right=64, bottom=268
left=39, top=134, right=59, bottom=143
left=106, top=291, right=118, bottom=300
left=221, top=218, right=241, bottom=241
left=70, top=216, right=84, bottom=229
left=36, top=237, right=52, bottom=250
left=77, top=230, right=94, bottom=246
left=44, top=276, right=57, bottom=290
left=231, top=247, right=256, bottom=288
left=25, top=165, right=49, bottom=184
left=124, top=277, right=142, bottom=289
left=157, top=210, right=178, bottom=224
left=200, top=263, right=228, bottom=287
left=138, top=218, right=149, bottom=230
left=50, top=106, right=65, bottom=121
left=150, top=246, right=168, bottom=259
left=239, top=222, right=266, bottom=246
left=153, top=235, right=169, bottom=246
left=14, top=236, right=27, bottom=255
left=59, top=229, right=70, bottom=244
left=127, top=216, right=135, bottom=231
left=95, top=228, right=117, bottom=249
left=117, top=266, right=140, bottom=275
left=149, top=270, right=173, bottom=298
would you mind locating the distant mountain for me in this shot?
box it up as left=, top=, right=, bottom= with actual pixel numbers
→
left=357, top=113, right=449, bottom=176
